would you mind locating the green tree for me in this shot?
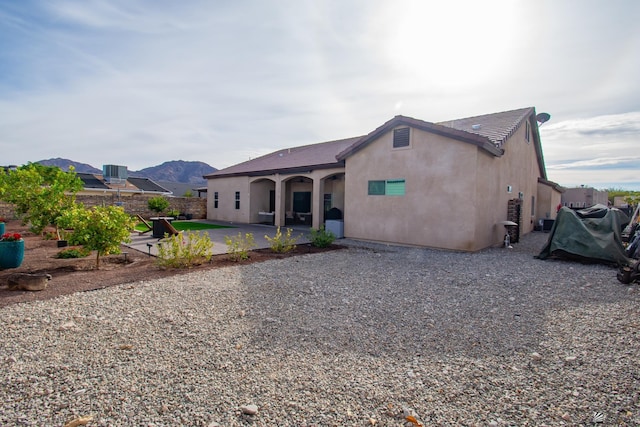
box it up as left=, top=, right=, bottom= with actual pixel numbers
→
left=0, top=163, right=83, bottom=237
left=605, top=188, right=640, bottom=206
left=147, top=196, right=170, bottom=214
left=57, top=204, right=136, bottom=269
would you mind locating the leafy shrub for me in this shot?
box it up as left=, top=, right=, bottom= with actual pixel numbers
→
left=265, top=227, right=299, bottom=253
left=57, top=204, right=135, bottom=269
left=224, top=232, right=256, bottom=261
left=156, top=230, right=213, bottom=268
left=55, top=247, right=91, bottom=259
left=310, top=226, right=336, bottom=248
left=147, top=196, right=169, bottom=214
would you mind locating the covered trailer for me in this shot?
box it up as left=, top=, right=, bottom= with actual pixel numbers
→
left=537, top=205, right=630, bottom=266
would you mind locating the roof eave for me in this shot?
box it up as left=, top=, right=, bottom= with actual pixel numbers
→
left=206, top=161, right=345, bottom=179
left=529, top=109, right=548, bottom=180
left=538, top=177, right=565, bottom=193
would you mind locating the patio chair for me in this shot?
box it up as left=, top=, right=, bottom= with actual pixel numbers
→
left=159, top=218, right=181, bottom=237
left=136, top=214, right=153, bottom=235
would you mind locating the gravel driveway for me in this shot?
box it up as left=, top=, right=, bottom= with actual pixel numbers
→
left=1, top=232, right=639, bottom=426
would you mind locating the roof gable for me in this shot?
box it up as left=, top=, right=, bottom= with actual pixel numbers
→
left=336, top=115, right=504, bottom=160
left=438, top=107, right=547, bottom=179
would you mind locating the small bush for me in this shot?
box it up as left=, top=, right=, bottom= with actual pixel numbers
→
left=225, top=232, right=256, bottom=261
left=156, top=231, right=214, bottom=268
left=148, top=196, right=169, bottom=214
left=265, top=227, right=299, bottom=253
left=42, top=231, right=57, bottom=240
left=55, top=247, right=91, bottom=259
left=310, top=226, right=336, bottom=248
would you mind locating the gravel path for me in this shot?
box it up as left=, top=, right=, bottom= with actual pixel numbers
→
left=1, top=232, right=639, bottom=426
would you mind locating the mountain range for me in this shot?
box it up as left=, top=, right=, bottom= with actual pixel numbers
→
left=36, top=158, right=217, bottom=185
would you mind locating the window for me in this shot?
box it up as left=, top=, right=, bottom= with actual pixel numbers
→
left=293, top=191, right=311, bottom=212
left=531, top=196, right=535, bottom=216
left=235, top=191, right=240, bottom=210
left=525, top=121, right=531, bottom=143
left=368, top=179, right=405, bottom=196
left=214, top=192, right=219, bottom=209
left=393, top=127, right=410, bottom=148
left=368, top=180, right=386, bottom=195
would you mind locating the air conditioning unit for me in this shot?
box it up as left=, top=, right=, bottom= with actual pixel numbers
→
left=102, top=164, right=128, bottom=185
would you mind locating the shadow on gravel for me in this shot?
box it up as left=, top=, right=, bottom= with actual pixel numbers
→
left=242, top=232, right=626, bottom=359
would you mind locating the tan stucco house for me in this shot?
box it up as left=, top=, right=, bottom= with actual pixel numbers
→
left=204, top=107, right=563, bottom=251
left=561, top=186, right=609, bottom=208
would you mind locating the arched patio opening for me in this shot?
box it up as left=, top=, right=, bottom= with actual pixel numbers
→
left=284, top=176, right=313, bottom=226
left=318, top=172, right=346, bottom=226
left=249, top=178, right=276, bottom=225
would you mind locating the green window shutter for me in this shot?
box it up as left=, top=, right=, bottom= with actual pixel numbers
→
left=385, top=179, right=405, bottom=196
left=368, top=180, right=385, bottom=195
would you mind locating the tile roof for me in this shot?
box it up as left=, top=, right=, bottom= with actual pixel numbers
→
left=205, top=136, right=362, bottom=178
left=437, top=107, right=534, bottom=147
left=207, top=107, right=546, bottom=179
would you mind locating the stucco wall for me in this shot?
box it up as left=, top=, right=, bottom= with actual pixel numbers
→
left=344, top=126, right=479, bottom=251
left=536, top=182, right=562, bottom=221
left=474, top=119, right=541, bottom=248
left=206, top=176, right=251, bottom=223
left=344, top=119, right=543, bottom=251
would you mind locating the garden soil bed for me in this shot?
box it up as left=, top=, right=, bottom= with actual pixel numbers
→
left=0, top=221, right=342, bottom=308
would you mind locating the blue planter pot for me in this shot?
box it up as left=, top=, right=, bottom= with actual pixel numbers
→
left=0, top=240, right=25, bottom=269
left=0, top=222, right=5, bottom=236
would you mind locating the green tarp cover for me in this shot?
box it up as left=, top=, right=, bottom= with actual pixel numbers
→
left=537, top=205, right=630, bottom=266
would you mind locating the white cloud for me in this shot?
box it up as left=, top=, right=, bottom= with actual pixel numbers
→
left=1, top=0, right=640, bottom=189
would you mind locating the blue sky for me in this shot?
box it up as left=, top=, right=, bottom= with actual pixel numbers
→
left=1, top=0, right=639, bottom=190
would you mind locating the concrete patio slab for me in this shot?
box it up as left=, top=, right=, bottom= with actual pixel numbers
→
left=125, top=220, right=312, bottom=257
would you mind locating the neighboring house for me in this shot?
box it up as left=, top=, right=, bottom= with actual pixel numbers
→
left=204, top=107, right=563, bottom=251
left=613, top=196, right=639, bottom=208
left=156, top=181, right=205, bottom=198
left=76, top=172, right=172, bottom=197
left=561, top=186, right=609, bottom=208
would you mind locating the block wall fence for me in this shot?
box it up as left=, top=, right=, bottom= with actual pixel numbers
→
left=0, top=195, right=207, bottom=221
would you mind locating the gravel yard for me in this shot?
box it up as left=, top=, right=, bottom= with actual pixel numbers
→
left=1, top=232, right=639, bottom=426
